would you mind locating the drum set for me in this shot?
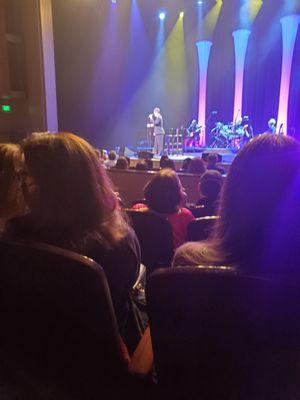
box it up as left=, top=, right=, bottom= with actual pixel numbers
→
left=210, top=119, right=253, bottom=150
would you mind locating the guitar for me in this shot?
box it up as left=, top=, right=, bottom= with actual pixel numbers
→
left=186, top=126, right=202, bottom=138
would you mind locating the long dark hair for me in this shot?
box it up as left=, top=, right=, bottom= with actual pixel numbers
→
left=212, top=134, right=300, bottom=272
left=22, top=132, right=128, bottom=247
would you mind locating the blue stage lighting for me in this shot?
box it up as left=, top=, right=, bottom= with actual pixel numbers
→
left=198, top=1, right=203, bottom=4
left=158, top=11, right=166, bottom=21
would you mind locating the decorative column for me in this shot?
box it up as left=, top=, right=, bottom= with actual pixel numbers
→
left=196, top=41, right=212, bottom=147
left=232, top=29, right=251, bottom=123
left=277, top=15, right=300, bottom=134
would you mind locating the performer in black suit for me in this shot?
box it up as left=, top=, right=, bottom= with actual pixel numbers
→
left=151, top=107, right=165, bottom=157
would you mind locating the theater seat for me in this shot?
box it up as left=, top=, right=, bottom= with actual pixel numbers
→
left=187, top=215, right=219, bottom=241
left=0, top=240, right=131, bottom=399
left=146, top=267, right=300, bottom=400
left=187, top=204, right=206, bottom=218
left=126, top=209, right=173, bottom=274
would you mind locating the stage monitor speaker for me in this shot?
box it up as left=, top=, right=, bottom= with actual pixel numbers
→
left=202, top=152, right=222, bottom=162
left=138, top=151, right=153, bottom=160
left=120, top=146, right=136, bottom=158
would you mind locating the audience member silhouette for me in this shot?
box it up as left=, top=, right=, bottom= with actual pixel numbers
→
left=196, top=170, right=223, bottom=215
left=206, top=153, right=225, bottom=175
left=104, top=150, right=118, bottom=169
left=188, top=157, right=206, bottom=175
left=133, top=169, right=194, bottom=248
left=174, top=134, right=300, bottom=276
left=115, top=156, right=129, bottom=170
left=5, top=132, right=141, bottom=342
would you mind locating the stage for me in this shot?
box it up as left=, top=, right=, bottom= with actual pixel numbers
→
left=47, top=1, right=300, bottom=152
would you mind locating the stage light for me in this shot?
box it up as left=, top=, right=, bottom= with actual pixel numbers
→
left=164, top=14, right=189, bottom=130
left=198, top=1, right=203, bottom=4
left=179, top=11, right=184, bottom=18
left=239, top=0, right=263, bottom=28
left=158, top=11, right=166, bottom=21
left=204, top=1, right=223, bottom=36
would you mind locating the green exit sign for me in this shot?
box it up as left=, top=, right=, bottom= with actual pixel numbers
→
left=1, top=105, right=11, bottom=113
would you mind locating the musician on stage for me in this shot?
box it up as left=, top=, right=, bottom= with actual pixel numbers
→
left=150, top=107, right=165, bottom=157
left=242, top=116, right=254, bottom=142
left=266, top=118, right=277, bottom=134
left=185, top=119, right=201, bottom=150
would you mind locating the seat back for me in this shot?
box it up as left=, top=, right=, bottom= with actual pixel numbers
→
left=187, top=204, right=206, bottom=218
left=187, top=215, right=219, bottom=241
left=147, top=267, right=300, bottom=400
left=126, top=210, right=173, bottom=273
left=0, top=240, right=127, bottom=399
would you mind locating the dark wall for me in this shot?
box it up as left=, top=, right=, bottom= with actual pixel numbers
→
left=52, top=0, right=300, bottom=148
left=0, top=0, right=47, bottom=141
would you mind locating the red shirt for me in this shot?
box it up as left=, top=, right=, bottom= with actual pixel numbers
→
left=167, top=208, right=195, bottom=248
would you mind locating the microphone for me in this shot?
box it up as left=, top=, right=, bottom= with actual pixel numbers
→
left=279, top=123, right=283, bottom=134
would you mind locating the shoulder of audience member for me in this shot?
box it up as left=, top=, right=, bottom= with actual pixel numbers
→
left=173, top=241, right=217, bottom=267
left=180, top=207, right=195, bottom=219
left=3, top=214, right=31, bottom=240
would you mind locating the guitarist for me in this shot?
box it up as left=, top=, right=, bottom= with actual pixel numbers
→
left=185, top=119, right=202, bottom=150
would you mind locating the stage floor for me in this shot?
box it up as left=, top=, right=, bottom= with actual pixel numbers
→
left=129, top=147, right=236, bottom=171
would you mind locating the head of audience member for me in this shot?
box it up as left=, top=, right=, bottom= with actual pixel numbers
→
left=188, top=157, right=206, bottom=175
left=207, top=153, right=218, bottom=168
left=0, top=144, right=24, bottom=222
left=108, top=150, right=117, bottom=161
left=135, top=160, right=148, bottom=171
left=144, top=169, right=185, bottom=215
left=159, top=155, right=170, bottom=169
left=181, top=158, right=192, bottom=172
left=161, top=158, right=176, bottom=171
left=145, top=158, right=153, bottom=170
left=95, top=148, right=108, bottom=163
left=199, top=170, right=223, bottom=201
left=16, top=132, right=127, bottom=248
left=115, top=156, right=129, bottom=170
left=214, top=134, right=300, bottom=273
